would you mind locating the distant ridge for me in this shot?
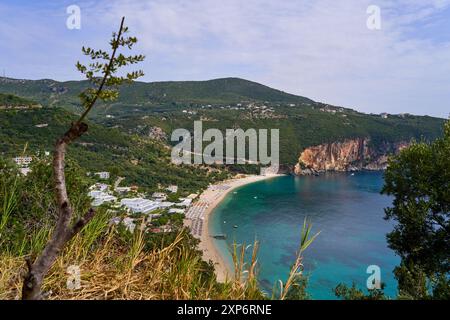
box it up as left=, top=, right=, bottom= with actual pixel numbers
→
left=0, top=76, right=313, bottom=107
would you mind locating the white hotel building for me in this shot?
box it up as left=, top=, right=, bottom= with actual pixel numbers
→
left=120, top=198, right=160, bottom=214
left=88, top=190, right=117, bottom=207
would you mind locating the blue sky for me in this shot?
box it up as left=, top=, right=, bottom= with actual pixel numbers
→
left=0, top=0, right=449, bottom=117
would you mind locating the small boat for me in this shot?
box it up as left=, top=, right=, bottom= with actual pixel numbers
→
left=351, top=173, right=355, bottom=176
left=213, top=234, right=227, bottom=240
left=233, top=225, right=238, bottom=228
left=254, top=196, right=258, bottom=199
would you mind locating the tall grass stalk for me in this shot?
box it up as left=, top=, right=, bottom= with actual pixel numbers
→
left=277, top=218, right=320, bottom=300
left=0, top=176, right=18, bottom=237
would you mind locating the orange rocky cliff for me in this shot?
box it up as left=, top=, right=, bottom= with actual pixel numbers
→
left=294, top=138, right=409, bottom=175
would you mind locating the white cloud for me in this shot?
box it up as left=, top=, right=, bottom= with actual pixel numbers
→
left=90, top=0, right=450, bottom=117
left=1, top=0, right=449, bottom=117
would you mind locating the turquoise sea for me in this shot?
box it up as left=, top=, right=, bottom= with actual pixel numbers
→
left=209, top=172, right=400, bottom=299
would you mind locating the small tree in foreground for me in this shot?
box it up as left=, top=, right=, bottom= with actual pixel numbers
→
left=22, top=17, right=144, bottom=300
left=382, top=120, right=450, bottom=299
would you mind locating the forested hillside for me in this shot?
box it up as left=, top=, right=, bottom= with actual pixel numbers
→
left=0, top=77, right=445, bottom=165
left=0, top=93, right=40, bottom=108
left=0, top=107, right=227, bottom=193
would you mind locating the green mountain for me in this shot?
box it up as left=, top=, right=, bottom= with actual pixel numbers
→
left=0, top=77, right=312, bottom=113
left=0, top=77, right=445, bottom=167
left=127, top=77, right=314, bottom=104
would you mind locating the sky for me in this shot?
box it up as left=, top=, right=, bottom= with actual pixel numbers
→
left=0, top=0, right=449, bottom=117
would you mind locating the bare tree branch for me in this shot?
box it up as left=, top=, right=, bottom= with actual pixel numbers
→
left=22, top=18, right=128, bottom=300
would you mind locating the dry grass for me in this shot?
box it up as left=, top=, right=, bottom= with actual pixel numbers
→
left=0, top=227, right=259, bottom=300
left=0, top=211, right=318, bottom=300
left=1, top=230, right=211, bottom=299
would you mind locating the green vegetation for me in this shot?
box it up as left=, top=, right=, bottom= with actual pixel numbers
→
left=0, top=107, right=228, bottom=194
left=1, top=77, right=444, bottom=166
left=334, top=283, right=387, bottom=300
left=0, top=77, right=311, bottom=111
left=0, top=159, right=92, bottom=256
left=381, top=120, right=450, bottom=299
left=140, top=105, right=444, bottom=165
left=0, top=93, right=39, bottom=107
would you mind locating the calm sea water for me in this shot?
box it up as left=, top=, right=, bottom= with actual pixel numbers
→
left=209, top=172, right=400, bottom=299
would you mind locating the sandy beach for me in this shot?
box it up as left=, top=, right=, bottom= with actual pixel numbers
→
left=184, top=174, right=283, bottom=282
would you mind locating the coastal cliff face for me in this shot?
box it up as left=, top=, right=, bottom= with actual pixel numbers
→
left=294, top=138, right=409, bottom=175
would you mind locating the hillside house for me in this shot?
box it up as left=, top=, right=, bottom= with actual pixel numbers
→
left=120, top=198, right=160, bottom=214
left=95, top=171, right=110, bottom=180
left=13, top=156, right=32, bottom=167
left=166, top=185, right=178, bottom=193
left=152, top=192, right=167, bottom=201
